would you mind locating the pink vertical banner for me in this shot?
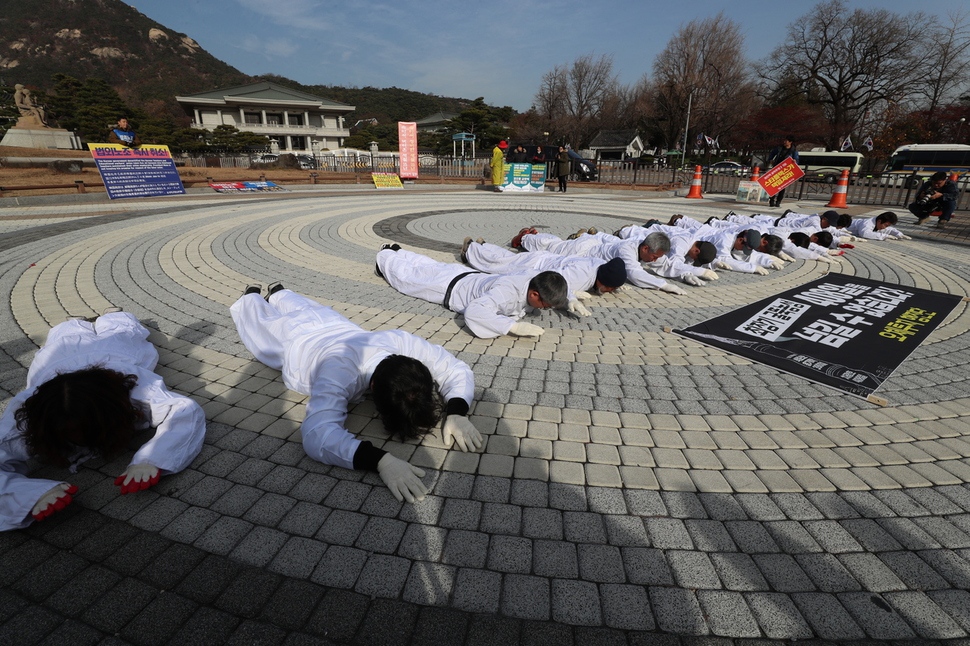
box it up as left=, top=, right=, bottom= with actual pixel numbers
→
left=398, top=121, right=419, bottom=179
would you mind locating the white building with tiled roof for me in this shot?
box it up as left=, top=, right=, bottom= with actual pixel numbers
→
left=176, top=81, right=355, bottom=153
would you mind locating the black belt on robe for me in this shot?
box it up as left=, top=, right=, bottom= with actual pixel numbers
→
left=443, top=271, right=481, bottom=309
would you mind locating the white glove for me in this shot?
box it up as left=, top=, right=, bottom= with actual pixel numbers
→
left=682, top=274, right=703, bottom=287
left=615, top=284, right=632, bottom=292
left=828, top=249, right=844, bottom=256
left=509, top=322, right=544, bottom=337
left=700, top=269, right=719, bottom=281
left=816, top=254, right=836, bottom=264
left=567, top=299, right=591, bottom=316
left=443, top=416, right=483, bottom=452
left=31, top=483, right=77, bottom=521
left=777, top=251, right=795, bottom=262
left=377, top=453, right=427, bottom=503
left=896, top=234, right=912, bottom=240
left=574, top=290, right=592, bottom=301
left=768, top=258, right=785, bottom=270
left=846, top=235, right=864, bottom=242
left=115, top=463, right=160, bottom=494
left=714, top=260, right=731, bottom=270
left=754, top=266, right=770, bottom=276
left=660, top=283, right=686, bottom=295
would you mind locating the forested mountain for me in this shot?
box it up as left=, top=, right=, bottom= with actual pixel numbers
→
left=258, top=75, right=476, bottom=125
left=0, top=0, right=494, bottom=125
left=0, top=0, right=251, bottom=120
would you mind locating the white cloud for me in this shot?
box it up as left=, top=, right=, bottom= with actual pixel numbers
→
left=234, top=0, right=331, bottom=31
left=237, top=35, right=298, bottom=59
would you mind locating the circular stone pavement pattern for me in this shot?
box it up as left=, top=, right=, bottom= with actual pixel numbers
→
left=1, top=189, right=970, bottom=643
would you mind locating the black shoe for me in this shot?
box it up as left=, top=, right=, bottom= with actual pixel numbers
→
left=380, top=243, right=401, bottom=252
left=460, top=237, right=473, bottom=264
left=375, top=263, right=383, bottom=278
left=914, top=216, right=928, bottom=226
left=266, top=281, right=284, bottom=301
left=244, top=284, right=261, bottom=296
left=768, top=199, right=776, bottom=208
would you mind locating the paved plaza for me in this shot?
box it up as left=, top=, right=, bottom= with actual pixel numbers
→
left=1, top=185, right=969, bottom=645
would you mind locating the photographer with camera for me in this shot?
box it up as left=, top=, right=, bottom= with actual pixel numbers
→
left=908, top=171, right=957, bottom=229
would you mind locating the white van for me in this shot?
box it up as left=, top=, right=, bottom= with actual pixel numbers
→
left=797, top=151, right=864, bottom=184
left=882, top=144, right=970, bottom=188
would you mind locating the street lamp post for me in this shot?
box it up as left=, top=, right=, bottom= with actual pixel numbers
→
left=957, top=117, right=966, bottom=142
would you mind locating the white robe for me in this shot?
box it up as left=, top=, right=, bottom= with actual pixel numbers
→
left=230, top=291, right=474, bottom=469
left=377, top=248, right=536, bottom=338
left=0, top=313, right=206, bottom=532
left=848, top=216, right=903, bottom=241
left=679, top=221, right=771, bottom=273
left=620, top=224, right=709, bottom=279
left=465, top=242, right=600, bottom=298
left=521, top=232, right=668, bottom=289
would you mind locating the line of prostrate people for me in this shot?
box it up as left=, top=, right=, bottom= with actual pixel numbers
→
left=1, top=209, right=910, bottom=530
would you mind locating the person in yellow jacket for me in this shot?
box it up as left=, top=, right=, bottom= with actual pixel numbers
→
left=491, top=140, right=508, bottom=192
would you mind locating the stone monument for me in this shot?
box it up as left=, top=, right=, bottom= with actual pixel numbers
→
left=1, top=83, right=83, bottom=150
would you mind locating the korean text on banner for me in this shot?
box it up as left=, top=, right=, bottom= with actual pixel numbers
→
left=398, top=122, right=418, bottom=179
left=673, top=274, right=962, bottom=400
left=758, top=156, right=804, bottom=197
left=88, top=143, right=185, bottom=200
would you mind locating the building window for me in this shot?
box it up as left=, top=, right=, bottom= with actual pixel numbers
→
left=291, top=136, right=307, bottom=150
left=244, top=112, right=262, bottom=125
left=266, top=113, right=283, bottom=126
left=288, top=114, right=304, bottom=126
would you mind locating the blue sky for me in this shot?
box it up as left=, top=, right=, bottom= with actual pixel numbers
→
left=125, top=0, right=967, bottom=112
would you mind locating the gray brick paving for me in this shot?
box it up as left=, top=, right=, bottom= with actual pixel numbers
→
left=3, top=189, right=970, bottom=643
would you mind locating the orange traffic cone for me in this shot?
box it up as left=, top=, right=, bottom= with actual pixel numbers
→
left=949, top=172, right=959, bottom=182
left=750, top=166, right=760, bottom=182
left=685, top=165, right=704, bottom=199
left=826, top=169, right=849, bottom=209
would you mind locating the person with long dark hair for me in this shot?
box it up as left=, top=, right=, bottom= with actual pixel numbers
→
left=0, top=312, right=206, bottom=531
left=230, top=284, right=480, bottom=504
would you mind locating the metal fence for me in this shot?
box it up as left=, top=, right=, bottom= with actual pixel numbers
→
left=177, top=153, right=970, bottom=211
left=631, top=164, right=970, bottom=213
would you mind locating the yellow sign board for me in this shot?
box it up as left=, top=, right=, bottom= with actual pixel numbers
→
left=372, top=172, right=404, bottom=189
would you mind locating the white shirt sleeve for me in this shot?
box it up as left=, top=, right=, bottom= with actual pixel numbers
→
left=462, top=280, right=526, bottom=338
left=127, top=368, right=206, bottom=474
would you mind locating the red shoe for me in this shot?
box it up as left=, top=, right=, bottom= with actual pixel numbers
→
left=510, top=227, right=537, bottom=249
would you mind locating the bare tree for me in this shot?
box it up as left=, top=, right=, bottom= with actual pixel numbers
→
left=758, top=0, right=927, bottom=149
left=533, top=54, right=622, bottom=148
left=916, top=9, right=970, bottom=119
left=652, top=13, right=757, bottom=152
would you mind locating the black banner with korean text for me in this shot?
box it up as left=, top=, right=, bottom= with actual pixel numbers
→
left=673, top=274, right=962, bottom=399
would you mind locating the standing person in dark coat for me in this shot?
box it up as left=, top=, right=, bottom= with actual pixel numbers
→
left=555, top=146, right=571, bottom=193
left=108, top=117, right=142, bottom=148
left=509, top=145, right=529, bottom=163
left=766, top=136, right=798, bottom=208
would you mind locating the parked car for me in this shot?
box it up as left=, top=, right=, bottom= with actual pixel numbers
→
left=252, top=153, right=279, bottom=164
left=707, top=161, right=750, bottom=176
left=295, top=154, right=316, bottom=170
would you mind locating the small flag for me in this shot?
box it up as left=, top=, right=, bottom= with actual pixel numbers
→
left=704, top=135, right=715, bottom=147
left=841, top=136, right=853, bottom=151
left=863, top=136, right=874, bottom=151
left=712, top=136, right=720, bottom=150
left=696, top=133, right=703, bottom=146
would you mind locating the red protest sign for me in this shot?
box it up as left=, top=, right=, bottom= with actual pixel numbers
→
left=758, top=157, right=804, bottom=196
